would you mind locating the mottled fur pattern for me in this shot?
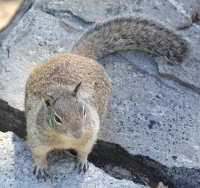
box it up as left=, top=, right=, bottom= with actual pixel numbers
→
left=72, top=17, right=189, bottom=64
left=25, top=16, right=189, bottom=180
left=26, top=54, right=110, bottom=179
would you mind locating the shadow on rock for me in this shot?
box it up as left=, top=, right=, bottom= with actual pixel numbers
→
left=1, top=98, right=200, bottom=188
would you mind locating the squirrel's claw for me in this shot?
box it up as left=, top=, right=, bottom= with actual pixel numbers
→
left=33, top=165, right=50, bottom=181
left=83, top=161, right=89, bottom=173
left=74, top=157, right=89, bottom=174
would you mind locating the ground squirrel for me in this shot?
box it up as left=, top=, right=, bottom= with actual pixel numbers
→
left=25, top=16, right=189, bottom=180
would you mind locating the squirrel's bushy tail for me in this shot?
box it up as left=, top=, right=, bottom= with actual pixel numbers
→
left=72, top=17, right=189, bottom=64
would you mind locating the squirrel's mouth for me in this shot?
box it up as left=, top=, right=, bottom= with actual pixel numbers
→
left=73, top=134, right=83, bottom=139
left=61, top=132, right=83, bottom=140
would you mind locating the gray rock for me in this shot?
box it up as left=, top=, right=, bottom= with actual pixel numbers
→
left=100, top=52, right=200, bottom=169
left=167, top=0, right=200, bottom=22
left=45, top=0, right=191, bottom=29
left=0, top=132, right=146, bottom=188
left=0, top=8, right=81, bottom=110
left=156, top=0, right=200, bottom=92
left=0, top=0, right=200, bottom=187
left=157, top=24, right=200, bottom=93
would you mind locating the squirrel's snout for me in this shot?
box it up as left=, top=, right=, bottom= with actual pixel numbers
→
left=73, top=129, right=84, bottom=139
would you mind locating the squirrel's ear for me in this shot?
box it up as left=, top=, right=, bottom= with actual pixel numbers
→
left=72, top=82, right=82, bottom=97
left=41, top=94, right=55, bottom=107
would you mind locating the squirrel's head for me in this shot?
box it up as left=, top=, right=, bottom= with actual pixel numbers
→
left=41, top=82, right=87, bottom=139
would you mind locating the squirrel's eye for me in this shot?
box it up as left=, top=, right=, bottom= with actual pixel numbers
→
left=55, top=114, right=62, bottom=124
left=83, top=107, right=86, bottom=116
left=81, top=105, right=86, bottom=116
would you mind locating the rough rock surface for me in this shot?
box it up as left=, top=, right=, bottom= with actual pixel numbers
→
left=0, top=0, right=200, bottom=187
left=0, top=132, right=145, bottom=188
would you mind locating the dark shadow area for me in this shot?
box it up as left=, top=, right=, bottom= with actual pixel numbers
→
left=89, top=140, right=200, bottom=188
left=0, top=99, right=26, bottom=139
left=0, top=98, right=200, bottom=188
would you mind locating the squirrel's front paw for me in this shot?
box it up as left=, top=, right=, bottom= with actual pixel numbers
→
left=74, top=156, right=89, bottom=174
left=33, top=165, right=50, bottom=181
